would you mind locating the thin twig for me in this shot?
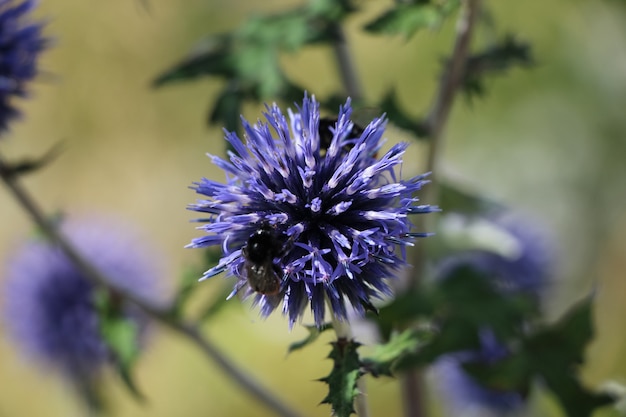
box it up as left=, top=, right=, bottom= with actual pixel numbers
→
left=402, top=2, right=481, bottom=417
left=424, top=0, right=481, bottom=202
left=331, top=24, right=364, bottom=102
left=0, top=152, right=302, bottom=417
left=400, top=370, right=426, bottom=417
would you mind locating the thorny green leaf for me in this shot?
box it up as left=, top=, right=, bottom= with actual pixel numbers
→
left=288, top=323, right=333, bottom=353
left=152, top=33, right=235, bottom=87
left=373, top=266, right=536, bottom=370
left=461, top=35, right=534, bottom=101
left=361, top=329, right=430, bottom=377
left=364, top=0, right=461, bottom=38
left=320, top=338, right=362, bottom=417
left=209, top=84, right=245, bottom=136
left=465, top=296, right=614, bottom=417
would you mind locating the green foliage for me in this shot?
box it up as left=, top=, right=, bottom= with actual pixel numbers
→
left=379, top=90, right=428, bottom=138
left=461, top=35, right=534, bottom=101
left=361, top=329, right=430, bottom=377
left=386, top=267, right=536, bottom=370
left=287, top=323, right=333, bottom=353
left=367, top=273, right=614, bottom=416
left=358, top=267, right=536, bottom=382
left=364, top=0, right=461, bottom=38
left=208, top=83, right=244, bottom=134
left=465, top=296, right=613, bottom=417
left=150, top=2, right=612, bottom=415
left=94, top=289, right=144, bottom=401
left=320, top=338, right=363, bottom=417
left=375, top=266, right=536, bottom=338
left=439, top=181, right=504, bottom=215
left=153, top=0, right=364, bottom=135
left=153, top=33, right=235, bottom=86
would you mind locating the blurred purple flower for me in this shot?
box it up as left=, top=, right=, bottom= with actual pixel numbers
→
left=3, top=217, right=164, bottom=379
left=0, top=0, right=49, bottom=134
left=433, top=212, right=553, bottom=415
left=438, top=211, right=553, bottom=296
left=434, top=331, right=526, bottom=416
left=188, top=94, right=435, bottom=327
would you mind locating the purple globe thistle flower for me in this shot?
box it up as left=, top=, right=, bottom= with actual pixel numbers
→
left=187, top=95, right=435, bottom=327
left=3, top=217, right=165, bottom=379
left=433, top=212, right=554, bottom=415
left=437, top=211, right=553, bottom=297
left=0, top=0, right=49, bottom=134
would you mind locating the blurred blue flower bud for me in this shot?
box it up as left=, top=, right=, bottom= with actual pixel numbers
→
left=3, top=217, right=166, bottom=379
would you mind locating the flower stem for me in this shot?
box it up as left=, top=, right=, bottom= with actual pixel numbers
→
left=0, top=152, right=303, bottom=417
left=330, top=316, right=370, bottom=417
left=402, top=1, right=481, bottom=417
left=423, top=0, right=481, bottom=203
left=330, top=23, right=364, bottom=102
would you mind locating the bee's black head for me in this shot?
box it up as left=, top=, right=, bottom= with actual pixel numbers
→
left=318, top=117, right=364, bottom=154
left=245, top=225, right=281, bottom=264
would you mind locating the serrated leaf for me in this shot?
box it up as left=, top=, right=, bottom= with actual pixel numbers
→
left=364, top=0, right=460, bottom=38
left=527, top=297, right=612, bottom=417
left=361, top=329, right=429, bottom=376
left=387, top=267, right=536, bottom=371
left=374, top=290, right=433, bottom=339
left=461, top=35, right=534, bottom=101
left=308, top=0, right=359, bottom=19
left=152, top=33, right=235, bottom=87
left=462, top=348, right=533, bottom=393
left=209, top=84, right=245, bottom=139
left=320, top=339, right=362, bottom=417
left=437, top=267, right=536, bottom=339
left=379, top=90, right=428, bottom=138
left=95, top=290, right=144, bottom=401
left=465, top=296, right=613, bottom=417
left=153, top=4, right=338, bottom=93
left=239, top=9, right=333, bottom=51
left=288, top=323, right=332, bottom=353
left=439, top=180, right=504, bottom=215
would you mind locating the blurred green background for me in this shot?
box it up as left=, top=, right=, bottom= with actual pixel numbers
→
left=1, top=0, right=625, bottom=416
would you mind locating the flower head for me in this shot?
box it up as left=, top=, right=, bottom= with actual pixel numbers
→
left=188, top=95, right=434, bottom=327
left=3, top=217, right=164, bottom=379
left=0, top=0, right=49, bottom=134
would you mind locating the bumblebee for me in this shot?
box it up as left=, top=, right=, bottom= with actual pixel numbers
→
left=318, top=117, right=364, bottom=155
left=242, top=225, right=284, bottom=295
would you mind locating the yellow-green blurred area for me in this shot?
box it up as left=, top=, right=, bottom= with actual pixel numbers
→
left=0, top=0, right=625, bottom=416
